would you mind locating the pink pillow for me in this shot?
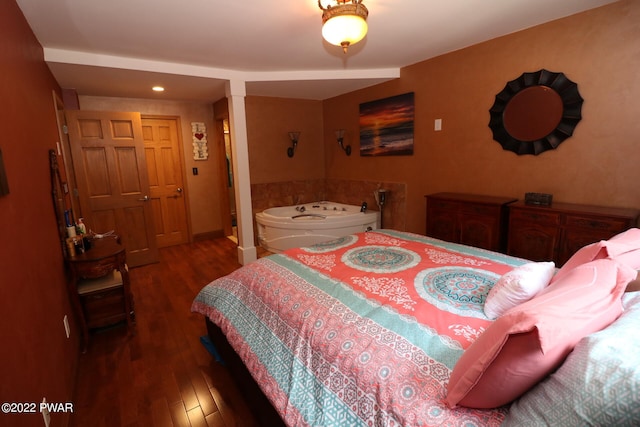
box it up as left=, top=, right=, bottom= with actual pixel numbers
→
left=552, top=228, right=640, bottom=284
left=606, top=228, right=640, bottom=269
left=484, top=262, right=555, bottom=319
left=446, top=258, right=636, bottom=409
left=551, top=241, right=606, bottom=284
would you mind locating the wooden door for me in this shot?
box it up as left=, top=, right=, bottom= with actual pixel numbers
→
left=141, top=116, right=189, bottom=247
left=66, top=110, right=159, bottom=267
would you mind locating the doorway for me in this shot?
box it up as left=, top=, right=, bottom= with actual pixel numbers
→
left=219, top=119, right=237, bottom=243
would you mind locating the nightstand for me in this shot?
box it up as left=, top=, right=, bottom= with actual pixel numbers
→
left=66, top=236, right=134, bottom=352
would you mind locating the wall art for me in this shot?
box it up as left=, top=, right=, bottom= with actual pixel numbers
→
left=191, top=122, right=208, bottom=160
left=359, top=92, right=414, bottom=156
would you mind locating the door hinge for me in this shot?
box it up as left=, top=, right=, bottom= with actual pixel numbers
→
left=62, top=124, right=68, bottom=134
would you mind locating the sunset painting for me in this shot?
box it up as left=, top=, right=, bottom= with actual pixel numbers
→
left=359, top=92, right=414, bottom=156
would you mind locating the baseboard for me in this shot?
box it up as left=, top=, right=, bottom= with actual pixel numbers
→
left=193, top=230, right=225, bottom=241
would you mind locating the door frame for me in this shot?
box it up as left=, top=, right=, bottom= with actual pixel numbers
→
left=216, top=118, right=234, bottom=239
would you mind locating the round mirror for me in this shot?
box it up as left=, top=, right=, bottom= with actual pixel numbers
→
left=489, top=69, right=583, bottom=155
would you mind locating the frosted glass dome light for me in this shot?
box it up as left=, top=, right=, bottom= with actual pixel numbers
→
left=319, top=0, right=369, bottom=53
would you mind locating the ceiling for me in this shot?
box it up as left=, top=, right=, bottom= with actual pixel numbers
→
left=16, top=0, right=617, bottom=102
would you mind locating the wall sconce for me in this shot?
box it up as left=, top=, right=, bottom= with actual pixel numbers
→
left=287, top=131, right=301, bottom=158
left=336, top=129, right=351, bottom=155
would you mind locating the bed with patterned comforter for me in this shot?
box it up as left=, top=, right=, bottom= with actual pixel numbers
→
left=191, top=230, right=529, bottom=426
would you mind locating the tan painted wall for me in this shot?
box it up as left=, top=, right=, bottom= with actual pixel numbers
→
left=323, top=0, right=640, bottom=235
left=78, top=96, right=222, bottom=236
left=245, top=96, right=325, bottom=184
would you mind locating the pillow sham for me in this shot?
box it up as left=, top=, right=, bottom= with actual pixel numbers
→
left=607, top=228, right=640, bottom=270
left=446, top=258, right=636, bottom=409
left=552, top=228, right=640, bottom=284
left=484, top=261, right=555, bottom=320
left=504, top=293, right=640, bottom=426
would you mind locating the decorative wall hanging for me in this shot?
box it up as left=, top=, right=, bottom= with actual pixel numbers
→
left=489, top=69, right=583, bottom=155
left=359, top=92, right=414, bottom=156
left=191, top=122, right=208, bottom=160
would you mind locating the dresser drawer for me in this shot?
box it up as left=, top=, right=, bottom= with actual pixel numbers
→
left=428, top=199, right=460, bottom=211
left=81, top=287, right=126, bottom=327
left=81, top=287, right=124, bottom=309
left=459, top=203, right=501, bottom=216
left=564, top=214, right=630, bottom=232
left=74, top=257, right=119, bottom=279
left=510, top=208, right=560, bottom=226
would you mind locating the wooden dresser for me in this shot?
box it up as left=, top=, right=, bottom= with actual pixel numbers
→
left=507, top=201, right=640, bottom=266
left=425, top=193, right=518, bottom=252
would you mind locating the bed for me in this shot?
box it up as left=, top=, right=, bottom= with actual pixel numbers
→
left=192, top=229, right=640, bottom=426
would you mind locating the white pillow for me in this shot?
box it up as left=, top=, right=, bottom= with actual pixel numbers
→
left=504, top=292, right=640, bottom=426
left=484, top=262, right=555, bottom=319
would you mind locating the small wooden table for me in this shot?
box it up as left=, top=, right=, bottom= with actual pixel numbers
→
left=66, top=236, right=134, bottom=352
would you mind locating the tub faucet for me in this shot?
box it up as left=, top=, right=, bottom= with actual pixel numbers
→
left=296, top=206, right=306, bottom=212
left=360, top=202, right=367, bottom=213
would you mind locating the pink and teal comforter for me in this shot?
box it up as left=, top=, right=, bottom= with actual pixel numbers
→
left=192, top=230, right=527, bottom=426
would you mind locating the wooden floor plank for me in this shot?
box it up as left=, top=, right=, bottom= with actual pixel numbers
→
left=176, top=368, right=200, bottom=412
left=169, top=401, right=191, bottom=427
left=205, top=411, right=226, bottom=427
left=149, top=398, right=174, bottom=427
left=187, top=406, right=209, bottom=427
left=191, top=367, right=219, bottom=416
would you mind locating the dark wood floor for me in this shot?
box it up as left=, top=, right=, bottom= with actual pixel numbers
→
left=69, top=237, right=276, bottom=427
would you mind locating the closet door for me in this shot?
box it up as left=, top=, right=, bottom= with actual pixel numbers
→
left=66, top=110, right=159, bottom=267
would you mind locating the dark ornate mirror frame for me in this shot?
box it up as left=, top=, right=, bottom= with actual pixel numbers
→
left=489, top=69, right=583, bottom=155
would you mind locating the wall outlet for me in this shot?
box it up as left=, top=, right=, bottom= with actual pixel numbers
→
left=434, top=118, right=442, bottom=131
left=42, top=398, right=51, bottom=427
left=63, top=315, right=70, bottom=338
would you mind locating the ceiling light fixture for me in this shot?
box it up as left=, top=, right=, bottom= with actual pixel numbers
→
left=152, top=86, right=165, bottom=92
left=318, top=0, right=369, bottom=53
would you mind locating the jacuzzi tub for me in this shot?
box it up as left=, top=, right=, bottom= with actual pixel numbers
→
left=256, top=201, right=380, bottom=253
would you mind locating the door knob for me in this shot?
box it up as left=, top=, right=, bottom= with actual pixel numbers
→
left=138, top=195, right=150, bottom=201
left=176, top=187, right=183, bottom=193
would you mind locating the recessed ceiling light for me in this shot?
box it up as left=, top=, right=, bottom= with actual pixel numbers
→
left=152, top=86, right=165, bottom=92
